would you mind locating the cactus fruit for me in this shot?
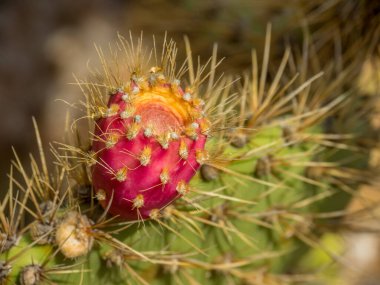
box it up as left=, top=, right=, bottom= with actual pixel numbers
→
left=91, top=68, right=209, bottom=220
left=0, top=31, right=374, bottom=285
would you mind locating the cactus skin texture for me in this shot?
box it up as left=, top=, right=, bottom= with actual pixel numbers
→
left=92, top=73, right=209, bottom=220
left=0, top=32, right=373, bottom=285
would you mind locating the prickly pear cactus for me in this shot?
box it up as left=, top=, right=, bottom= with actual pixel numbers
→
left=0, top=33, right=371, bottom=285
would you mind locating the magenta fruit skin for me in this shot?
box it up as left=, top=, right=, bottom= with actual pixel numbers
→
left=92, top=83, right=207, bottom=221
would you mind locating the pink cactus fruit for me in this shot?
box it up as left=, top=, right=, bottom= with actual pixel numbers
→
left=91, top=67, right=211, bottom=220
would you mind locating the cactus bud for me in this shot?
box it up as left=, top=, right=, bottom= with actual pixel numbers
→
left=0, top=233, right=18, bottom=253
left=20, top=265, right=42, bottom=285
left=0, top=261, right=11, bottom=283
left=55, top=211, right=93, bottom=259
left=200, top=164, right=220, bottom=182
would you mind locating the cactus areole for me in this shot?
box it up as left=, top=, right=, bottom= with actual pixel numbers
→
left=92, top=68, right=210, bottom=220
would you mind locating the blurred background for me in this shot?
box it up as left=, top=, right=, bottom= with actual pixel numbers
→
left=0, top=0, right=379, bottom=284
